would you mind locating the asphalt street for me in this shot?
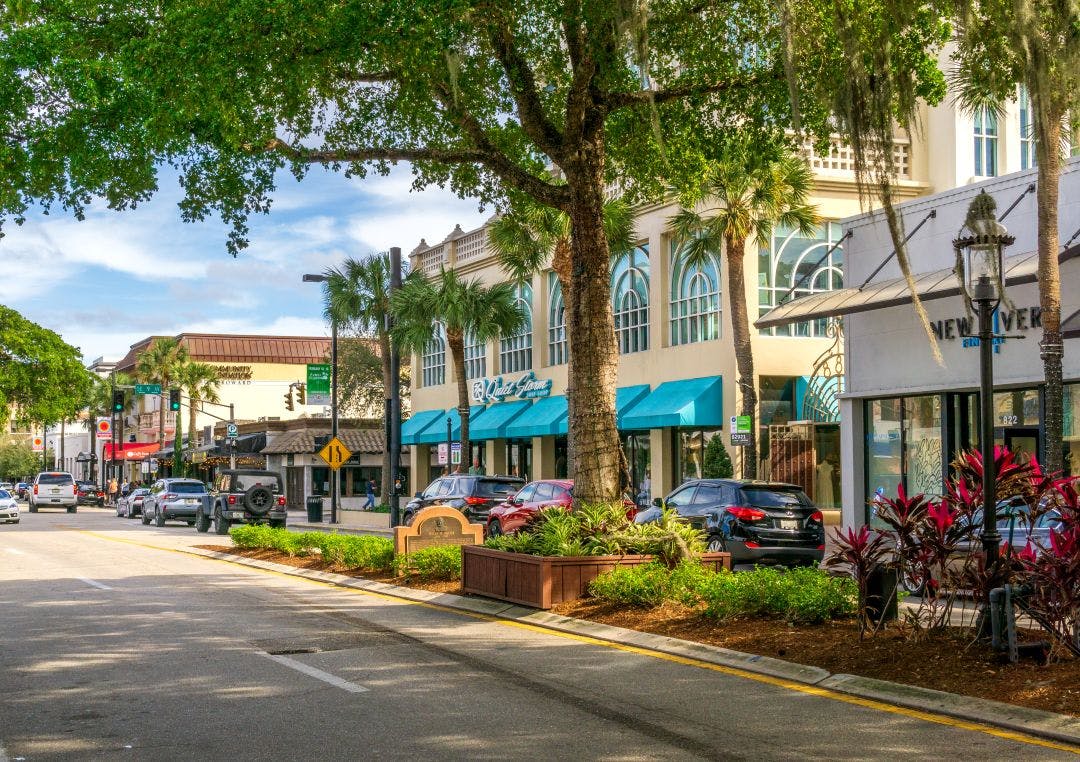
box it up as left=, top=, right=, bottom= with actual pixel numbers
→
left=0, top=507, right=1075, bottom=761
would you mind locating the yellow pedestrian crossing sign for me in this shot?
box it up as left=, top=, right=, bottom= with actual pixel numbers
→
left=318, top=437, right=352, bottom=470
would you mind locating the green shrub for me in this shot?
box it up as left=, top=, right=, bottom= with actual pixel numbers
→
left=229, top=526, right=395, bottom=572
left=230, top=524, right=274, bottom=549
left=340, top=535, right=395, bottom=571
left=587, top=562, right=672, bottom=606
left=702, top=566, right=857, bottom=624
left=393, top=545, right=462, bottom=581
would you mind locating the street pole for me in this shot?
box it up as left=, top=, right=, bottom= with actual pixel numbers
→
left=446, top=416, right=452, bottom=474
left=229, top=403, right=236, bottom=470
left=976, top=276, right=1000, bottom=573
left=331, top=318, right=339, bottom=525
left=389, top=246, right=402, bottom=527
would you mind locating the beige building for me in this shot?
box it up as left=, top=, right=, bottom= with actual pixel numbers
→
left=402, top=134, right=934, bottom=506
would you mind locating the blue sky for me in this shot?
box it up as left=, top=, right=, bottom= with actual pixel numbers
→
left=2, top=165, right=490, bottom=362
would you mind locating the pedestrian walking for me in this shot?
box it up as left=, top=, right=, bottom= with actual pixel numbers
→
left=363, top=479, right=376, bottom=510
left=107, top=477, right=118, bottom=506
left=121, top=480, right=130, bottom=498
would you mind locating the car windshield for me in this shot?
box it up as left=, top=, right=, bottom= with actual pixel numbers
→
left=38, top=473, right=74, bottom=485
left=170, top=482, right=207, bottom=494
left=741, top=487, right=813, bottom=508
left=76, top=482, right=95, bottom=490
left=0, top=490, right=10, bottom=499
left=234, top=474, right=282, bottom=492
left=133, top=489, right=150, bottom=496
left=474, top=479, right=522, bottom=498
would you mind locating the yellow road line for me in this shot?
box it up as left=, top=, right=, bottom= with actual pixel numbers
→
left=76, top=529, right=1080, bottom=755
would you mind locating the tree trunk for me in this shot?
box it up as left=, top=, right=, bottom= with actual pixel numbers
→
left=726, top=234, right=758, bottom=479
left=565, top=155, right=623, bottom=505
left=446, top=329, right=470, bottom=472
left=379, top=331, right=393, bottom=502
left=553, top=236, right=575, bottom=477
left=1034, top=109, right=1063, bottom=474
left=189, top=395, right=198, bottom=467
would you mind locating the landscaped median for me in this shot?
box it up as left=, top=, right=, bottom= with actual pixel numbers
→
left=199, top=519, right=1080, bottom=729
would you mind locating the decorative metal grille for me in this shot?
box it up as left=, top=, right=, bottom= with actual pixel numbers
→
left=801, top=319, right=845, bottom=423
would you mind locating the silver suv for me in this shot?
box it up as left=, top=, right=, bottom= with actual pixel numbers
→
left=29, top=472, right=77, bottom=513
left=142, top=478, right=210, bottom=527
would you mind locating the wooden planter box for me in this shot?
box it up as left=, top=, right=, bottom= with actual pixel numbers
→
left=462, top=545, right=732, bottom=609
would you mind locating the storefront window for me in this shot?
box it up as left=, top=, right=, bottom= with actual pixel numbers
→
left=421, top=324, right=446, bottom=387
left=622, top=433, right=651, bottom=505
left=865, top=399, right=902, bottom=513
left=759, top=222, right=845, bottom=337
left=993, top=389, right=1040, bottom=427
left=464, top=330, right=486, bottom=380
left=548, top=274, right=567, bottom=366
left=674, top=429, right=719, bottom=485
left=760, top=376, right=797, bottom=427
left=669, top=241, right=721, bottom=346
left=1065, top=384, right=1080, bottom=477
left=612, top=244, right=650, bottom=354
left=554, top=437, right=568, bottom=479
left=312, top=467, right=330, bottom=496
left=903, top=396, right=943, bottom=496
left=499, top=282, right=533, bottom=373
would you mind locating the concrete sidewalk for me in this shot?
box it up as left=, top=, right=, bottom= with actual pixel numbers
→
left=288, top=508, right=393, bottom=536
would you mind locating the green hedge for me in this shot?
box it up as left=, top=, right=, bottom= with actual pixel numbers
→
left=392, top=545, right=462, bottom=581
left=230, top=525, right=396, bottom=573
left=588, top=563, right=857, bottom=623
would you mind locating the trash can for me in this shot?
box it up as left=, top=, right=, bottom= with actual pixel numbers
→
left=305, top=495, right=324, bottom=523
left=865, top=566, right=899, bottom=624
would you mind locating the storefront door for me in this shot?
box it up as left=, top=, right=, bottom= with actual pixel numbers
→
left=1000, top=426, right=1041, bottom=465
left=505, top=440, right=532, bottom=479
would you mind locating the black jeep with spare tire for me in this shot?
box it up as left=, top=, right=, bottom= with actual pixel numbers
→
left=197, top=469, right=288, bottom=535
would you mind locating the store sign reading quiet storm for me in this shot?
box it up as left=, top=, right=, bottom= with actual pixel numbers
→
left=471, top=371, right=552, bottom=404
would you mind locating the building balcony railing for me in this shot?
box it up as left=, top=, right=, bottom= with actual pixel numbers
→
left=799, top=134, right=912, bottom=181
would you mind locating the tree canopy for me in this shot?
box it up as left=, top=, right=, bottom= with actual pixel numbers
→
left=0, top=305, right=91, bottom=426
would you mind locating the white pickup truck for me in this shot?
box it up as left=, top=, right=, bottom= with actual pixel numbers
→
left=29, top=472, right=78, bottom=513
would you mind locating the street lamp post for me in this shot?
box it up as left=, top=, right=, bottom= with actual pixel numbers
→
left=303, top=273, right=339, bottom=525
left=388, top=246, right=403, bottom=528
left=954, top=191, right=1016, bottom=592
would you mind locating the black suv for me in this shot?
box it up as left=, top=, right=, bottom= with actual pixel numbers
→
left=404, top=474, right=524, bottom=525
left=637, top=479, right=825, bottom=567
left=198, top=470, right=287, bottom=535
left=75, top=481, right=104, bottom=506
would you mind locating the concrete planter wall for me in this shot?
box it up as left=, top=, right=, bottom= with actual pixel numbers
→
left=462, top=545, right=732, bottom=609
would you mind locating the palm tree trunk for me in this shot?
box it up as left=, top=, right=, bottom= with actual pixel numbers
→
left=189, top=394, right=198, bottom=466
left=726, top=234, right=758, bottom=479
left=553, top=237, right=575, bottom=477
left=446, top=330, right=470, bottom=472
left=1035, top=108, right=1063, bottom=473
left=379, top=331, right=393, bottom=501
left=565, top=159, right=623, bottom=504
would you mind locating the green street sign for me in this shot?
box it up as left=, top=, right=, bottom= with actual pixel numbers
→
left=307, top=363, right=331, bottom=394
left=735, top=415, right=752, bottom=433
left=135, top=384, right=162, bottom=395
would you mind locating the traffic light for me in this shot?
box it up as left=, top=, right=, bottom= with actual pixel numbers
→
left=112, top=390, right=124, bottom=412
left=295, top=383, right=306, bottom=405
left=169, top=389, right=181, bottom=411
left=284, top=387, right=295, bottom=411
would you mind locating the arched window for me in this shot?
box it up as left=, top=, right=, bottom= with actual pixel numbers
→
left=612, top=244, right=650, bottom=354
left=499, top=282, right=533, bottom=373
left=464, top=330, right=486, bottom=380
left=670, top=242, right=721, bottom=345
left=759, top=222, right=845, bottom=337
left=421, top=324, right=446, bottom=387
left=548, top=274, right=568, bottom=366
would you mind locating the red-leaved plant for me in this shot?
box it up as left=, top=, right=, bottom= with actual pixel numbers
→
left=824, top=526, right=890, bottom=637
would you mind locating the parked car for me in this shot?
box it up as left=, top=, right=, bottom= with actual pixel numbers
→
left=75, top=481, right=105, bottom=507
left=142, top=478, right=210, bottom=527
left=117, top=488, right=150, bottom=518
left=28, top=472, right=78, bottom=513
left=404, top=474, right=525, bottom=526
left=486, top=479, right=639, bottom=537
left=0, top=482, right=13, bottom=493
left=636, top=479, right=825, bottom=567
left=14, top=482, right=29, bottom=500
left=199, top=470, right=288, bottom=535
left=0, top=489, right=19, bottom=524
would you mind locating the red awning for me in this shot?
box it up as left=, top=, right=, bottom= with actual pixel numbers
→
left=103, top=443, right=160, bottom=461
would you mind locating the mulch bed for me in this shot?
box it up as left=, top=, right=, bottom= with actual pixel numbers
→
left=199, top=545, right=1080, bottom=717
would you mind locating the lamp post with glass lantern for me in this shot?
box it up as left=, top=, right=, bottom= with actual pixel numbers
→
left=954, top=191, right=1015, bottom=580
left=302, top=272, right=339, bottom=525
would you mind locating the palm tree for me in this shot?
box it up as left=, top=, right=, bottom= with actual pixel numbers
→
left=176, top=361, right=221, bottom=465
left=135, top=338, right=189, bottom=448
left=391, top=268, right=527, bottom=469
left=669, top=142, right=818, bottom=479
left=323, top=253, right=400, bottom=501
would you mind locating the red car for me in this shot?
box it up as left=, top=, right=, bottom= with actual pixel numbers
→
left=486, top=479, right=639, bottom=537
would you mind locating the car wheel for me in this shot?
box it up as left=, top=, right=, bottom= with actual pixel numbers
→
left=195, top=510, right=211, bottom=533
left=68, top=507, right=76, bottom=513
left=403, top=512, right=414, bottom=526
left=214, top=510, right=230, bottom=535
left=899, top=565, right=926, bottom=596
left=141, top=510, right=151, bottom=525
left=706, top=535, right=727, bottom=553
left=487, top=519, right=503, bottom=539
left=29, top=504, right=37, bottom=513
left=154, top=510, right=166, bottom=528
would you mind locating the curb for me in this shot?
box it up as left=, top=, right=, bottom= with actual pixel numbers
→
left=184, top=546, right=1080, bottom=749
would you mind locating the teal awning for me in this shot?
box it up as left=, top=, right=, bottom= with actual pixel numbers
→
left=621, top=376, right=724, bottom=429
left=415, top=405, right=487, bottom=445
left=615, top=385, right=651, bottom=427
left=505, top=395, right=568, bottom=438
left=401, top=409, right=446, bottom=446
left=469, top=400, right=532, bottom=440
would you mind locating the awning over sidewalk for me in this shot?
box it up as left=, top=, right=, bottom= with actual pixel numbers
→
left=469, top=400, right=532, bottom=441
left=754, top=244, right=1080, bottom=330
left=401, top=409, right=447, bottom=446
left=414, top=405, right=486, bottom=445
left=615, top=385, right=651, bottom=427
left=621, top=376, right=724, bottom=430
left=103, top=442, right=160, bottom=461
left=505, top=395, right=568, bottom=438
